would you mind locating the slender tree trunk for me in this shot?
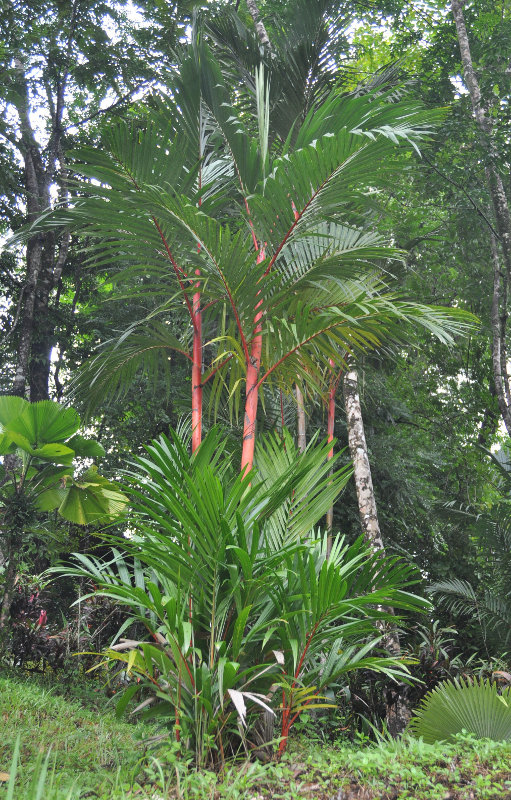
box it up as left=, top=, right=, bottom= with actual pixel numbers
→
left=451, top=0, right=511, bottom=435
left=241, top=10, right=273, bottom=752
left=325, top=369, right=336, bottom=550
left=11, top=64, right=47, bottom=398
left=29, top=241, right=55, bottom=401
left=241, top=311, right=263, bottom=475
left=0, top=543, right=17, bottom=635
left=296, top=385, right=307, bottom=453
left=477, top=379, right=499, bottom=446
left=29, top=228, right=70, bottom=401
left=343, top=370, right=385, bottom=551
left=12, top=234, right=42, bottom=397
left=343, top=368, right=408, bottom=734
left=191, top=279, right=203, bottom=453
left=246, top=0, right=271, bottom=47
left=10, top=42, right=72, bottom=400
left=490, top=234, right=511, bottom=433
left=192, top=140, right=205, bottom=454
left=241, top=225, right=265, bottom=474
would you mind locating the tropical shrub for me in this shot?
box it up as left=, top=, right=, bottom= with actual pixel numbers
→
left=56, top=427, right=427, bottom=766
left=431, top=446, right=511, bottom=654
left=0, top=397, right=127, bottom=632
left=410, top=678, right=511, bottom=744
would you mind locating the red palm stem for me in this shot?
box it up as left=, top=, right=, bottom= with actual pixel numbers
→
left=241, top=248, right=265, bottom=475
left=191, top=271, right=202, bottom=453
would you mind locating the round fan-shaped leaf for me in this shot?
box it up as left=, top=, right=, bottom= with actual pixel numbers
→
left=410, top=678, right=511, bottom=743
left=6, top=401, right=81, bottom=446
left=31, top=443, right=75, bottom=464
left=0, top=396, right=28, bottom=428
left=67, top=435, right=105, bottom=459
left=0, top=432, right=17, bottom=455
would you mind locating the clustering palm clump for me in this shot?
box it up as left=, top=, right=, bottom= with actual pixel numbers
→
left=27, top=9, right=475, bottom=766
left=2, top=0, right=487, bottom=777
left=58, top=428, right=428, bottom=765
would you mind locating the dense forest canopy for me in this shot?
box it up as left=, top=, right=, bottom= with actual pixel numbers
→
left=1, top=0, right=511, bottom=770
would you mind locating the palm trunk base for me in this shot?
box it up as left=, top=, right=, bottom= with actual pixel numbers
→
left=250, top=710, right=275, bottom=762
left=385, top=684, right=412, bottom=737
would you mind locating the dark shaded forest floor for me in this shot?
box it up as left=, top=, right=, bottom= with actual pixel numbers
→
left=1, top=672, right=511, bottom=799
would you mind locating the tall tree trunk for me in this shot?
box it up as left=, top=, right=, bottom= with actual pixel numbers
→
left=296, top=384, right=307, bottom=453
left=192, top=137, right=205, bottom=454
left=0, top=542, right=17, bottom=636
left=12, top=233, right=42, bottom=397
left=246, top=0, right=271, bottom=47
left=343, top=369, right=385, bottom=551
left=10, top=27, right=72, bottom=400
left=240, top=231, right=265, bottom=474
left=325, top=370, right=336, bottom=550
left=489, top=233, right=511, bottom=433
left=477, top=379, right=499, bottom=446
left=28, top=224, right=70, bottom=400
left=451, top=0, right=511, bottom=436
left=29, top=238, right=55, bottom=401
left=243, top=10, right=273, bottom=753
left=191, top=281, right=203, bottom=453
left=241, top=310, right=263, bottom=475
left=343, top=368, right=408, bottom=735
left=11, top=64, right=47, bottom=397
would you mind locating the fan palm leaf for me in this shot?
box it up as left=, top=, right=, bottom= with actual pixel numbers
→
left=410, top=678, right=511, bottom=743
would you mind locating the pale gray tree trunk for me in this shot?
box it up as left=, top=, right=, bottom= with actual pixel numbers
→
left=451, top=0, right=511, bottom=436
left=343, top=368, right=409, bottom=735
left=343, top=369, right=385, bottom=551
left=246, top=0, right=271, bottom=47
left=295, top=385, right=307, bottom=453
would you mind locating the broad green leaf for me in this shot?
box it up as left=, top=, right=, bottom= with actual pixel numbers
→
left=6, top=401, right=80, bottom=446
left=410, top=679, right=511, bottom=743
left=7, top=431, right=34, bottom=453
left=32, top=443, right=75, bottom=464
left=0, top=432, right=16, bottom=455
left=0, top=396, right=28, bottom=428
left=57, top=482, right=126, bottom=525
left=67, top=435, right=106, bottom=459
left=36, top=487, right=68, bottom=512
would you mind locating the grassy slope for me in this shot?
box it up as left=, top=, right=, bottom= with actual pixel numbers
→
left=0, top=676, right=145, bottom=798
left=2, top=674, right=511, bottom=799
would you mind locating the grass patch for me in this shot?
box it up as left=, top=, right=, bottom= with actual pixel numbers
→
left=2, top=674, right=511, bottom=799
left=277, top=734, right=511, bottom=799
left=0, top=675, right=148, bottom=798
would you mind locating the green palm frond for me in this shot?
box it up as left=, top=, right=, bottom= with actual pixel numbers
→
left=197, top=40, right=263, bottom=194
left=70, top=317, right=191, bottom=411
left=271, top=224, right=401, bottom=289
left=430, top=578, right=479, bottom=618
left=254, top=429, right=352, bottom=548
left=410, top=678, right=511, bottom=743
left=430, top=578, right=511, bottom=646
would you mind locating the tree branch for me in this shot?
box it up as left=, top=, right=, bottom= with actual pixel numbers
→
left=421, top=153, right=500, bottom=240
left=66, top=82, right=154, bottom=131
